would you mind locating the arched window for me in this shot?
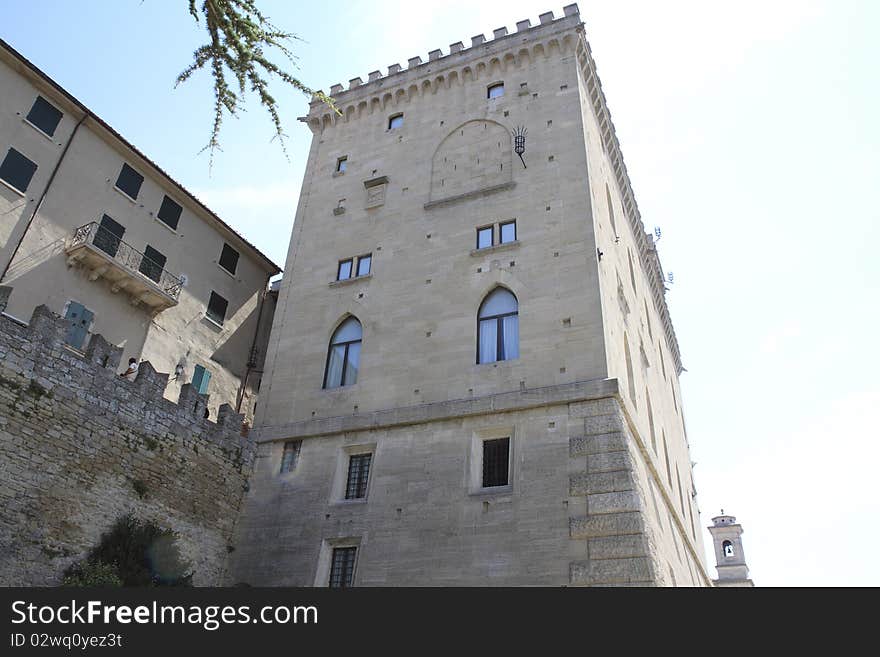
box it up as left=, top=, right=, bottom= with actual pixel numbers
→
left=477, top=288, right=519, bottom=364
left=487, top=82, right=504, bottom=99
left=323, top=317, right=362, bottom=388
left=723, top=540, right=735, bottom=558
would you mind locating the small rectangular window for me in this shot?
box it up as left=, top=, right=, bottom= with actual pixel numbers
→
left=0, top=148, right=38, bottom=193
left=356, top=254, right=371, bottom=277
left=336, top=156, right=347, bottom=173
left=280, top=440, right=302, bottom=473
left=138, top=245, right=166, bottom=283
left=26, top=96, right=63, bottom=137
left=192, top=364, right=212, bottom=395
left=388, top=114, right=403, bottom=130
left=345, top=453, right=372, bottom=499
left=488, top=82, right=505, bottom=99
left=482, top=437, right=510, bottom=488
left=115, top=163, right=144, bottom=200
left=329, top=547, right=357, bottom=588
left=500, top=220, right=517, bottom=244
left=157, top=195, right=182, bottom=230
left=206, top=291, right=228, bottom=325
left=337, top=259, right=353, bottom=281
left=477, top=226, right=493, bottom=250
left=219, top=243, right=240, bottom=275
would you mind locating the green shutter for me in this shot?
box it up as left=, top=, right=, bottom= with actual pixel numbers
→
left=192, top=365, right=211, bottom=395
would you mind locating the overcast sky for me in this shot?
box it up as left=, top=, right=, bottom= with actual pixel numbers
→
left=3, top=1, right=878, bottom=585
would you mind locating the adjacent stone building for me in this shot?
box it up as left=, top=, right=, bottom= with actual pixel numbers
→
left=0, top=38, right=281, bottom=421
left=232, top=5, right=711, bottom=586
left=0, top=292, right=254, bottom=585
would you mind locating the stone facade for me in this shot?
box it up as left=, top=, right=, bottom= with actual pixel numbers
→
left=0, top=38, right=280, bottom=422
left=0, top=291, right=254, bottom=586
left=232, top=5, right=711, bottom=586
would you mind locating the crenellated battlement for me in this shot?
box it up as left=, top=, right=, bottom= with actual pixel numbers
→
left=304, top=5, right=582, bottom=131
left=0, top=287, right=255, bottom=585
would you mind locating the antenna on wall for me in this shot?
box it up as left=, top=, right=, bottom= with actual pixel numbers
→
left=513, top=126, right=527, bottom=168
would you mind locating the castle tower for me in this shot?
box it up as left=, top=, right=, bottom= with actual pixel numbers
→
left=231, top=4, right=711, bottom=586
left=708, top=511, right=754, bottom=587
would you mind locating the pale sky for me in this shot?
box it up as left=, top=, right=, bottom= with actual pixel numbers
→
left=3, top=1, right=878, bottom=585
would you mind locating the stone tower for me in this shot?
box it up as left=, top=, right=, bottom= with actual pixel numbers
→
left=231, top=4, right=711, bottom=586
left=708, top=511, right=754, bottom=587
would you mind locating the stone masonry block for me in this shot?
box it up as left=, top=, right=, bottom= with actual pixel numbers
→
left=583, top=413, right=624, bottom=435
left=588, top=535, right=649, bottom=560
left=587, top=451, right=631, bottom=474
left=569, top=431, right=627, bottom=457
left=570, top=557, right=653, bottom=585
left=588, top=490, right=640, bottom=514
left=569, top=397, right=619, bottom=418
left=570, top=511, right=643, bottom=539
left=569, top=471, right=634, bottom=497
left=84, top=333, right=122, bottom=370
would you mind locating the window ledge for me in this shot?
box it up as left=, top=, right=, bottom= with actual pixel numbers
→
left=217, top=262, right=238, bottom=279
left=203, top=315, right=224, bottom=331
left=331, top=498, right=368, bottom=507
left=23, top=118, right=55, bottom=141
left=153, top=216, right=179, bottom=235
left=332, top=170, right=345, bottom=178
left=469, top=485, right=513, bottom=498
left=113, top=185, right=138, bottom=204
left=0, top=177, right=26, bottom=197
left=329, top=273, right=372, bottom=288
left=470, top=240, right=520, bottom=257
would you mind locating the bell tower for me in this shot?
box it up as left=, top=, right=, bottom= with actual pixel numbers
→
left=708, top=511, right=754, bottom=587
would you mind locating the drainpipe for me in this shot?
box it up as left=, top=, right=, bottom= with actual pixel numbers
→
left=236, top=272, right=272, bottom=414
left=0, top=112, right=87, bottom=282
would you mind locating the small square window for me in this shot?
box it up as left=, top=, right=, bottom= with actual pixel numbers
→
left=219, top=243, right=240, bottom=275
left=336, top=157, right=347, bottom=173
left=139, top=245, right=166, bottom=283
left=356, top=254, right=371, bottom=277
left=0, top=148, right=38, bottom=193
left=337, top=259, right=353, bottom=281
left=488, top=82, right=505, bottom=99
left=388, top=114, right=403, bottom=130
left=26, top=96, right=63, bottom=137
left=280, top=440, right=302, bottom=473
left=206, top=291, right=228, bottom=325
left=500, top=220, right=517, bottom=244
left=477, top=226, right=493, bottom=250
left=115, top=163, right=144, bottom=200
left=482, top=437, right=510, bottom=488
left=345, top=453, right=372, bottom=499
left=157, top=195, right=182, bottom=230
left=329, top=546, right=357, bottom=588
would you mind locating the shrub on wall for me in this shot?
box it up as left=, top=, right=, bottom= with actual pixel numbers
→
left=63, top=514, right=193, bottom=587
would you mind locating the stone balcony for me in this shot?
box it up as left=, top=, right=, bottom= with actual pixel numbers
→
left=64, top=221, right=183, bottom=310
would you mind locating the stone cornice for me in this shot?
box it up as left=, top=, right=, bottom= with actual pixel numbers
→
left=254, top=377, right=619, bottom=442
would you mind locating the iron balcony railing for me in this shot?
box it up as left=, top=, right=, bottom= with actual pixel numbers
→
left=70, top=222, right=184, bottom=300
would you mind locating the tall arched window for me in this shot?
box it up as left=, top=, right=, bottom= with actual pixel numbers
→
left=723, top=540, right=735, bottom=558
left=477, top=288, right=519, bottom=364
left=323, top=317, right=362, bottom=388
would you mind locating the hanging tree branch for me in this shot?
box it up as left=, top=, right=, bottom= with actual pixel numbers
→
left=176, top=0, right=338, bottom=165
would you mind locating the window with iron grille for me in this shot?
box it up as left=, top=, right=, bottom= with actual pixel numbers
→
left=329, top=547, right=357, bottom=588
left=138, top=245, right=166, bottom=283
left=115, top=163, right=144, bottom=200
left=26, top=95, right=63, bottom=137
left=482, top=437, right=509, bottom=488
left=0, top=148, right=38, bottom=193
left=157, top=195, right=182, bottom=230
left=280, top=440, right=302, bottom=473
left=219, top=243, right=240, bottom=275
left=206, top=291, right=228, bottom=325
left=345, top=453, right=372, bottom=499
